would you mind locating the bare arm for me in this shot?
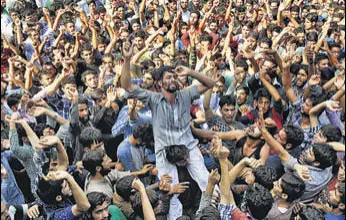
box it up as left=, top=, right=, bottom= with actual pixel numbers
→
left=260, top=69, right=281, bottom=101
left=203, top=89, right=214, bottom=121
left=282, top=61, right=298, bottom=103
left=121, top=42, right=136, bottom=93
left=177, top=67, right=216, bottom=94
left=132, top=179, right=156, bottom=220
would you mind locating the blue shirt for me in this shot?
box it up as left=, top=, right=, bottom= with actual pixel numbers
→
left=325, top=213, right=345, bottom=220
left=117, top=138, right=145, bottom=172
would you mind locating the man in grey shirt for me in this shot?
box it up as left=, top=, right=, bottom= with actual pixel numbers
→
left=120, top=42, right=216, bottom=219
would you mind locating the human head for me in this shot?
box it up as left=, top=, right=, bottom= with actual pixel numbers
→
left=82, top=70, right=98, bottom=89
left=87, top=192, right=111, bottom=220
left=255, top=88, right=271, bottom=114
left=116, top=176, right=136, bottom=201
left=132, top=31, right=146, bottom=50
left=296, top=64, right=309, bottom=88
left=274, top=125, right=305, bottom=151
left=157, top=66, right=178, bottom=93
left=133, top=123, right=154, bottom=148
left=235, top=60, right=249, bottom=85
left=82, top=151, right=112, bottom=177
left=273, top=173, right=305, bottom=203
left=81, top=44, right=94, bottom=64
left=195, top=206, right=220, bottom=220
left=80, top=127, right=105, bottom=153
left=253, top=166, right=278, bottom=190
left=61, top=76, right=77, bottom=99
left=246, top=31, right=259, bottom=50
left=37, top=177, right=71, bottom=206
left=165, top=145, right=190, bottom=167
left=315, top=53, right=330, bottom=73
left=78, top=95, right=90, bottom=123
left=313, top=125, right=342, bottom=144
left=219, top=95, right=237, bottom=124
left=329, top=42, right=342, bottom=59
left=294, top=205, right=324, bottom=220
left=304, top=143, right=337, bottom=169
left=329, top=183, right=345, bottom=213
left=245, top=184, right=273, bottom=219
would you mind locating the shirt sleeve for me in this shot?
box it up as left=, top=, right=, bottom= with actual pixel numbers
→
left=124, top=86, right=153, bottom=108
left=107, top=169, right=131, bottom=183
left=53, top=206, right=79, bottom=220
left=282, top=156, right=299, bottom=172
left=182, top=85, right=200, bottom=103
left=117, top=143, right=135, bottom=171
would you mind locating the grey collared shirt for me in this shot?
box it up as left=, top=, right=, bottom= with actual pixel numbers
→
left=125, top=85, right=200, bottom=153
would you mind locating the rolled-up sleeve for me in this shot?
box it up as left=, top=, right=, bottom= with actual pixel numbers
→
left=124, top=86, right=153, bottom=107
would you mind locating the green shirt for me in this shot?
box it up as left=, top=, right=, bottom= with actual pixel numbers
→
left=109, top=205, right=126, bottom=220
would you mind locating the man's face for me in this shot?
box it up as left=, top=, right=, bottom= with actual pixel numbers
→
left=1, top=0, right=6, bottom=10
left=153, top=57, right=163, bottom=69
left=43, top=127, right=55, bottom=136
left=66, top=22, right=75, bottom=34
left=237, top=11, right=245, bottom=21
left=10, top=11, right=19, bottom=21
left=338, top=163, right=345, bottom=182
left=221, top=104, right=236, bottom=124
left=161, top=72, right=178, bottom=93
left=242, top=26, right=251, bottom=38
left=192, top=0, right=201, bottom=6
left=143, top=73, right=154, bottom=89
left=274, top=129, right=288, bottom=148
left=331, top=47, right=341, bottom=59
left=328, top=186, right=343, bottom=208
left=273, top=178, right=286, bottom=198
left=120, top=31, right=129, bottom=40
left=245, top=124, right=262, bottom=139
left=246, top=37, right=257, bottom=50
left=168, top=1, right=177, bottom=12
left=304, top=19, right=313, bottom=30
left=190, top=13, right=199, bottom=26
left=236, top=0, right=244, bottom=7
left=209, top=22, right=218, bottom=33
left=235, top=67, right=246, bottom=84
left=180, top=0, right=188, bottom=10
left=133, top=37, right=144, bottom=50
left=312, top=130, right=327, bottom=144
left=296, top=69, right=308, bottom=88
left=257, top=97, right=271, bottom=114
left=98, top=44, right=106, bottom=54
left=62, top=83, right=77, bottom=99
left=102, top=57, right=113, bottom=70
left=297, top=33, right=305, bottom=44
left=291, top=11, right=299, bottom=19
left=317, top=59, right=329, bottom=72
left=132, top=23, right=140, bottom=32
left=236, top=89, right=248, bottom=105
left=82, top=50, right=94, bottom=64
left=30, top=31, right=40, bottom=42
left=40, top=73, right=55, bottom=87
left=85, top=74, right=98, bottom=89
left=302, top=98, right=313, bottom=115
left=92, top=201, right=110, bottom=220
left=78, top=103, right=89, bottom=122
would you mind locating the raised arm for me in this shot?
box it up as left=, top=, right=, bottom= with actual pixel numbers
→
left=39, top=136, right=69, bottom=171
left=259, top=68, right=281, bottom=102
left=203, top=89, right=214, bottom=121
left=175, top=66, right=216, bottom=94
left=132, top=178, right=156, bottom=220
left=121, top=42, right=136, bottom=93
left=282, top=60, right=298, bottom=103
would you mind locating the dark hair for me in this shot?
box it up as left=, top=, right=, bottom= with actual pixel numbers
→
left=312, top=143, right=337, bottom=169
left=152, top=50, right=162, bottom=60
left=236, top=59, right=249, bottom=71
left=130, top=189, right=158, bottom=218
left=236, top=6, right=246, bottom=13
left=320, top=125, right=342, bottom=142
left=315, top=53, right=329, bottom=65
left=259, top=37, right=273, bottom=48
left=295, top=27, right=305, bottom=34
left=61, top=76, right=76, bottom=87
left=78, top=94, right=89, bottom=105
left=200, top=34, right=213, bottom=45
left=255, top=88, right=271, bottom=102
left=165, top=145, right=189, bottom=167
left=37, top=177, right=63, bottom=206
left=283, top=125, right=305, bottom=149
left=132, top=30, right=146, bottom=39
left=157, top=66, right=176, bottom=81
left=177, top=216, right=191, bottom=220
left=299, top=64, right=309, bottom=76
left=81, top=70, right=97, bottom=84
left=219, top=95, right=236, bottom=109
left=236, top=85, right=250, bottom=96
left=133, top=123, right=154, bottom=148
left=245, top=184, right=273, bottom=219
left=81, top=43, right=93, bottom=53
left=329, top=42, right=341, bottom=50
left=82, top=150, right=105, bottom=176
left=7, top=94, right=22, bottom=109
left=87, top=192, right=111, bottom=214
left=248, top=31, right=259, bottom=41
left=272, top=26, right=283, bottom=33
left=80, top=127, right=104, bottom=149
left=305, top=13, right=318, bottom=23
left=116, top=176, right=136, bottom=201
left=197, top=206, right=221, bottom=220
left=297, top=206, right=324, bottom=220
left=281, top=173, right=306, bottom=203
left=254, top=166, right=278, bottom=190
left=306, top=32, right=318, bottom=42
left=291, top=5, right=300, bottom=13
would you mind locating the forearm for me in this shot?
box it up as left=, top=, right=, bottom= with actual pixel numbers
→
left=261, top=77, right=281, bottom=101
left=45, top=109, right=69, bottom=125
left=328, top=142, right=345, bottom=152
left=46, top=74, right=65, bottom=96
left=131, top=47, right=148, bottom=65
left=56, top=141, right=69, bottom=170
left=71, top=38, right=80, bottom=59
left=121, top=59, right=133, bottom=92
left=262, top=129, right=290, bottom=162
left=25, top=69, right=33, bottom=91
left=332, top=87, right=345, bottom=101
left=66, top=175, right=90, bottom=211
left=190, top=71, right=215, bottom=89
left=21, top=122, right=41, bottom=151
left=139, top=188, right=156, bottom=220
left=105, top=37, right=117, bottom=54
left=91, top=29, right=98, bottom=50
left=16, top=27, right=23, bottom=45
left=129, top=109, right=139, bottom=121
left=220, top=159, right=232, bottom=204
left=52, top=15, right=62, bottom=31
left=53, top=33, right=63, bottom=48
left=228, top=160, right=246, bottom=185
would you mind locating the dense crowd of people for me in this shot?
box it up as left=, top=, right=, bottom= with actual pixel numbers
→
left=1, top=0, right=345, bottom=219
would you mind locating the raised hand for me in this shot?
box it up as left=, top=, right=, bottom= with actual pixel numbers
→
left=208, top=169, right=220, bottom=185
left=325, top=100, right=341, bottom=112
left=140, top=164, right=155, bottom=175
left=132, top=178, right=145, bottom=191
left=170, top=182, right=190, bottom=194
left=27, top=205, right=41, bottom=219
left=243, top=158, right=262, bottom=169
left=159, top=174, right=173, bottom=192
left=46, top=170, right=69, bottom=181
left=175, top=66, right=192, bottom=77
left=239, top=105, right=252, bottom=116
left=308, top=75, right=321, bottom=87
left=39, top=136, right=61, bottom=146
left=334, top=74, right=345, bottom=90
left=122, top=41, right=133, bottom=60
left=295, top=164, right=312, bottom=182
left=107, top=86, right=117, bottom=102
left=28, top=106, right=47, bottom=117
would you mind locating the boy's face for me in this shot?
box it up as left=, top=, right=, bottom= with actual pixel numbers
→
left=92, top=201, right=110, bottom=220
left=257, top=97, right=271, bottom=114
left=82, top=50, right=94, bottom=64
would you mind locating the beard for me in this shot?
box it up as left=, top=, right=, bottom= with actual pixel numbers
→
left=79, top=115, right=89, bottom=123
left=163, top=82, right=178, bottom=93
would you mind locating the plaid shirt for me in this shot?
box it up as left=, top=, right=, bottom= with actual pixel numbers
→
left=218, top=204, right=234, bottom=220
